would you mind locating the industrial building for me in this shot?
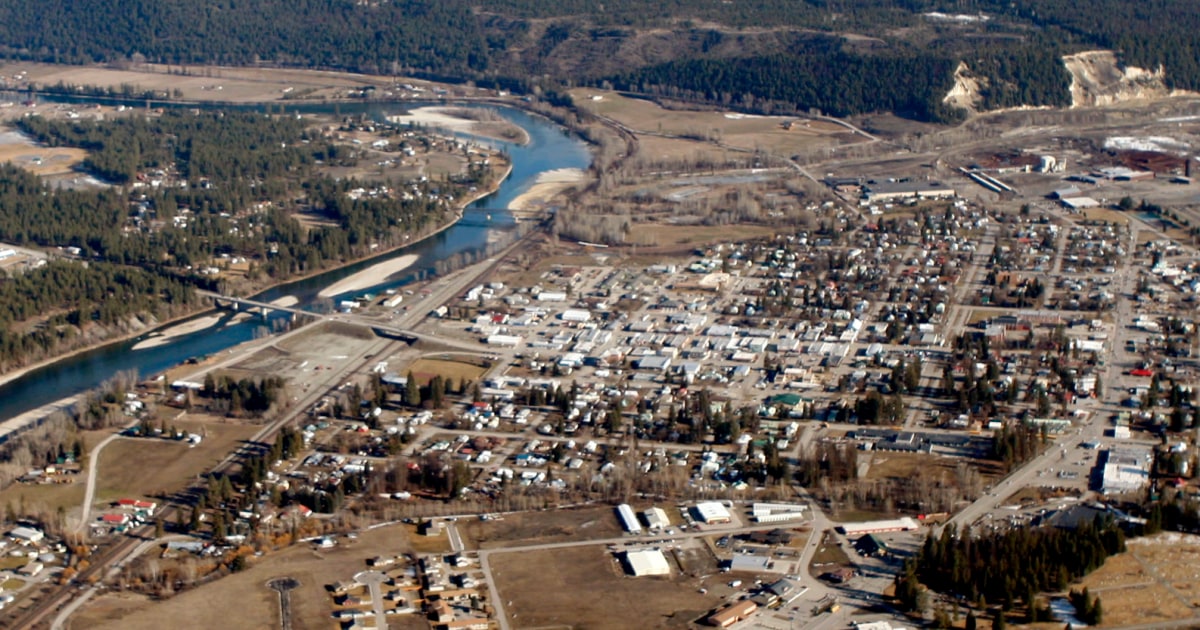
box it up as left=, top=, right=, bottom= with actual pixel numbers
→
left=693, top=501, right=732, bottom=524
left=1099, top=446, right=1153, bottom=495
left=642, top=506, right=669, bottom=530
left=863, top=181, right=956, bottom=203
left=838, top=517, right=920, bottom=536
left=621, top=548, right=670, bottom=577
left=616, top=503, right=642, bottom=534
left=751, top=502, right=807, bottom=523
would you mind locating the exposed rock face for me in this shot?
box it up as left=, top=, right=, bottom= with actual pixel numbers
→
left=1063, top=50, right=1178, bottom=108
left=942, top=61, right=985, bottom=112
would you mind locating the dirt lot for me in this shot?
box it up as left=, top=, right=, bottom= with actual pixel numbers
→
left=404, top=357, right=488, bottom=386
left=490, top=544, right=718, bottom=629
left=70, top=522, right=425, bottom=630
left=94, top=417, right=260, bottom=503
left=460, top=505, right=623, bottom=550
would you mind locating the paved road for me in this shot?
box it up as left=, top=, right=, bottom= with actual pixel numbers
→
left=353, top=571, right=388, bottom=630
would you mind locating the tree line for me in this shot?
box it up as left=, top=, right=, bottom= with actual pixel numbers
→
left=897, top=519, right=1122, bottom=616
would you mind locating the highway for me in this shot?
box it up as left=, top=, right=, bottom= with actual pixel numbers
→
left=26, top=232, right=540, bottom=629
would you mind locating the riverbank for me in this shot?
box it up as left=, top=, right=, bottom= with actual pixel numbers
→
left=508, top=168, right=587, bottom=216
left=387, top=106, right=530, bottom=145
left=0, top=151, right=512, bottom=407
left=129, top=315, right=225, bottom=351
left=317, top=254, right=419, bottom=298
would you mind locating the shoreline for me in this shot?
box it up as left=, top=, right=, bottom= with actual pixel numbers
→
left=317, top=253, right=419, bottom=298
left=507, top=168, right=586, bottom=215
left=0, top=154, right=515, bottom=408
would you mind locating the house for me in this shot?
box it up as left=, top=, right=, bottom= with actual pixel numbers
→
left=100, top=513, right=130, bottom=526
left=854, top=534, right=889, bottom=557
left=439, top=619, right=490, bottom=630
left=708, top=600, right=758, bottom=627
left=820, top=567, right=856, bottom=583
left=428, top=599, right=454, bottom=623
left=765, top=577, right=805, bottom=604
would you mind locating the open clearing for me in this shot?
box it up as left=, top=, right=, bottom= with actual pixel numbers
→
left=571, top=88, right=856, bottom=155
left=71, top=522, right=423, bottom=630
left=0, top=129, right=88, bottom=176
left=404, top=357, right=488, bottom=385
left=0, top=62, right=400, bottom=103
left=94, top=418, right=260, bottom=503
left=625, top=223, right=780, bottom=248
left=1072, top=532, right=1200, bottom=626
left=864, top=451, right=1003, bottom=481
left=460, top=505, right=623, bottom=550
left=490, top=545, right=716, bottom=629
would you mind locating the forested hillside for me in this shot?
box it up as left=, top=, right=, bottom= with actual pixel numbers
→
left=8, top=112, right=458, bottom=275
left=0, top=0, right=1196, bottom=120
left=0, top=110, right=481, bottom=371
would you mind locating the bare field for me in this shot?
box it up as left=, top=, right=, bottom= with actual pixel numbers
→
left=1079, top=207, right=1132, bottom=225
left=71, top=522, right=420, bottom=630
left=94, top=418, right=260, bottom=503
left=460, top=505, right=622, bottom=550
left=864, top=451, right=1003, bottom=481
left=490, top=545, right=716, bottom=629
left=404, top=357, right=488, bottom=385
left=634, top=135, right=739, bottom=164
left=1071, top=532, right=1200, bottom=626
left=0, top=62, right=395, bottom=103
left=571, top=88, right=854, bottom=155
left=625, top=223, right=780, bottom=248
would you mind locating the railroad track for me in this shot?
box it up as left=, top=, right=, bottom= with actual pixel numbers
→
left=5, top=228, right=534, bottom=629
left=7, top=335, right=400, bottom=629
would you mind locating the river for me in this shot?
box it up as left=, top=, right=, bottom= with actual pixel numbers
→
left=0, top=100, right=591, bottom=421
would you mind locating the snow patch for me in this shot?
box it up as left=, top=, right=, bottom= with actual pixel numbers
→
left=1103, top=136, right=1190, bottom=156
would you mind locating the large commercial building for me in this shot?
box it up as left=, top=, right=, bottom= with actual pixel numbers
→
left=693, top=501, right=732, bottom=524
left=864, top=181, right=956, bottom=203
left=1099, top=446, right=1152, bottom=495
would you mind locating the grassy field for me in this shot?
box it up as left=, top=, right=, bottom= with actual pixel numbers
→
left=808, top=530, right=853, bottom=569
left=0, top=482, right=85, bottom=523
left=633, top=135, right=736, bottom=164
left=71, top=522, right=424, bottom=630
left=93, top=418, right=259, bottom=503
left=570, top=88, right=854, bottom=156
left=490, top=545, right=716, bottom=629
left=404, top=357, right=489, bottom=386
left=460, top=505, right=623, bottom=550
